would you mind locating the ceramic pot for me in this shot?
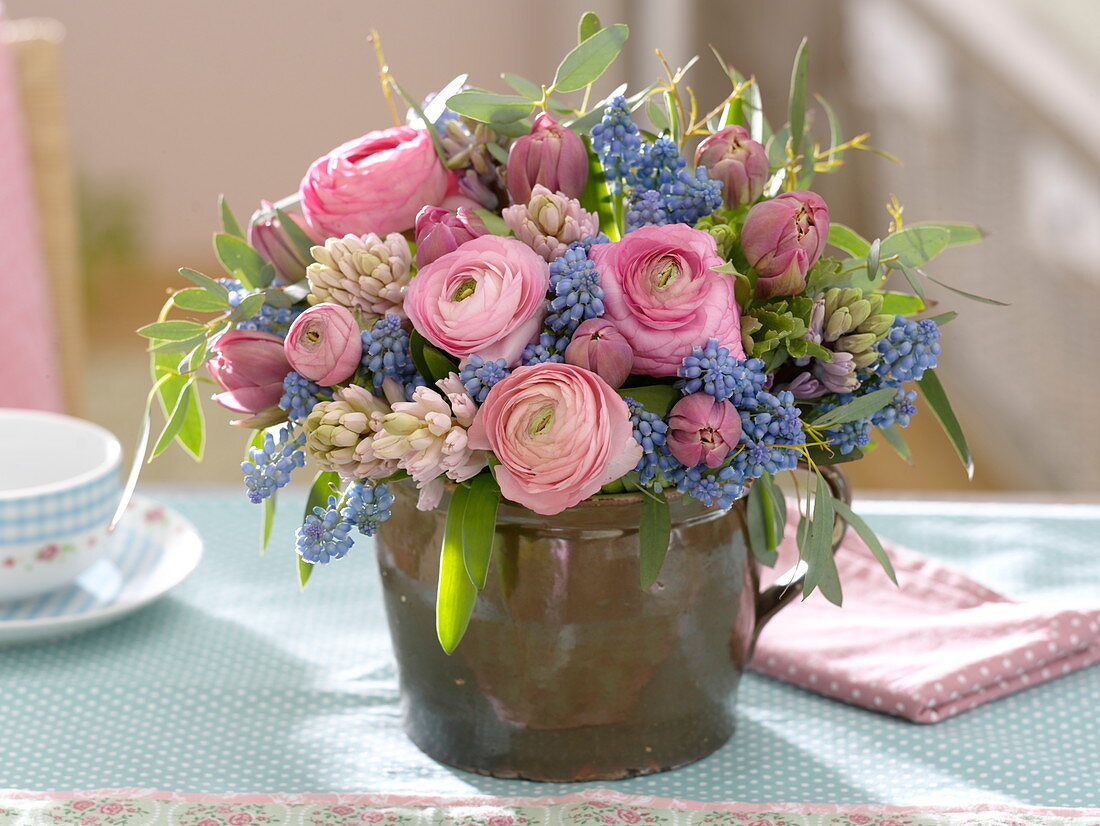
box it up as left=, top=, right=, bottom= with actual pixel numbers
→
left=374, top=466, right=848, bottom=782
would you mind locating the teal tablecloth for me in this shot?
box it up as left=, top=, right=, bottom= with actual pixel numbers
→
left=1, top=490, right=1097, bottom=807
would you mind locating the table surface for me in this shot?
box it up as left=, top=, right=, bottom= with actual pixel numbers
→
left=1, top=488, right=1097, bottom=808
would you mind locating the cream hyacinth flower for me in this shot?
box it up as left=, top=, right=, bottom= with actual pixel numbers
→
left=501, top=185, right=600, bottom=262
left=302, top=381, right=404, bottom=480
left=307, top=232, right=413, bottom=321
left=372, top=374, right=487, bottom=510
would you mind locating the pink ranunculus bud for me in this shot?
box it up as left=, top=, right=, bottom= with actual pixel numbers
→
left=590, top=224, right=744, bottom=377
left=283, top=303, right=362, bottom=386
left=404, top=235, right=550, bottom=366
left=299, top=127, right=449, bottom=239
left=207, top=329, right=292, bottom=427
left=741, top=190, right=830, bottom=299
left=467, top=362, right=642, bottom=515
left=564, top=318, right=634, bottom=388
left=694, top=125, right=769, bottom=208
left=247, top=201, right=315, bottom=285
left=667, top=392, right=742, bottom=469
left=414, top=206, right=489, bottom=268
left=506, top=113, right=589, bottom=206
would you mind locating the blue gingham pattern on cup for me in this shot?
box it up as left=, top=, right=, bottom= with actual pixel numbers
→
left=0, top=472, right=121, bottom=544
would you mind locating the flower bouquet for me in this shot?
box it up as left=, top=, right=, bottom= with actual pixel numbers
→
left=138, top=14, right=993, bottom=779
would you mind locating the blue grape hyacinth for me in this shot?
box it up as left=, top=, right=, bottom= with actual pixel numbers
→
left=241, top=426, right=306, bottom=504
left=522, top=332, right=568, bottom=365
left=590, top=96, right=644, bottom=192
left=873, top=316, right=941, bottom=383
left=279, top=372, right=325, bottom=422
left=546, top=243, right=605, bottom=335
left=679, top=340, right=768, bottom=406
left=340, top=481, right=394, bottom=537
left=458, top=355, right=509, bottom=403
left=295, top=495, right=354, bottom=564
left=361, top=314, right=424, bottom=398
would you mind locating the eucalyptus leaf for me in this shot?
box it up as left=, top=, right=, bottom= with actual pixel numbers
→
left=866, top=237, right=882, bottom=286
left=787, top=38, right=809, bottom=157
left=880, top=226, right=950, bottom=269
left=917, top=369, right=973, bottom=478
left=803, top=472, right=842, bottom=605
left=646, top=100, right=670, bottom=134
left=149, top=335, right=206, bottom=355
left=138, top=320, right=206, bottom=341
left=926, top=311, right=958, bottom=326
left=827, top=223, right=871, bottom=258
left=219, top=195, right=244, bottom=239
left=898, top=262, right=928, bottom=303
left=815, top=92, right=842, bottom=163
left=552, top=24, right=629, bottom=93
left=831, top=497, right=897, bottom=584
left=392, top=77, right=449, bottom=163
left=214, top=233, right=269, bottom=290
left=913, top=221, right=985, bottom=247
left=172, top=288, right=228, bottom=313
left=230, top=292, right=266, bottom=323
left=502, top=73, right=541, bottom=101
left=447, top=91, right=534, bottom=124
left=149, top=377, right=194, bottom=460
left=812, top=386, right=897, bottom=428
left=462, top=473, right=501, bottom=589
left=179, top=268, right=230, bottom=302
left=639, top=490, right=671, bottom=588
left=420, top=74, right=469, bottom=126
left=437, top=485, right=477, bottom=653
left=921, top=270, right=1009, bottom=306
left=579, top=11, right=601, bottom=42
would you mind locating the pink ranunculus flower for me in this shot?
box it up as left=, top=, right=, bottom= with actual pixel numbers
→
left=284, top=303, right=362, bottom=386
left=591, top=224, right=743, bottom=377
left=404, top=235, right=550, bottom=366
left=299, top=127, right=449, bottom=238
left=741, top=190, right=829, bottom=299
left=208, top=329, right=292, bottom=427
left=414, top=206, right=489, bottom=269
left=467, top=362, right=642, bottom=515
left=667, top=392, right=742, bottom=469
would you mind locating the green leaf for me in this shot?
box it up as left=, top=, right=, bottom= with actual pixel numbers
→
left=815, top=92, right=842, bottom=163
left=172, top=288, right=229, bottom=313
left=262, top=491, right=277, bottom=553
left=880, top=226, right=950, bottom=269
left=149, top=334, right=206, bottom=355
left=787, top=38, right=809, bottom=157
left=437, top=484, right=477, bottom=653
left=616, top=384, right=680, bottom=417
left=917, top=368, right=973, bottom=479
left=501, top=72, right=542, bottom=101
left=409, top=331, right=432, bottom=385
left=866, top=237, right=882, bottom=286
left=746, top=473, right=784, bottom=566
left=462, top=473, right=501, bottom=589
left=421, top=74, right=469, bottom=126
left=803, top=472, right=842, bottom=605
left=879, top=291, right=926, bottom=316
left=807, top=443, right=865, bottom=465
left=878, top=424, right=912, bottom=464
left=646, top=100, right=670, bottom=134
left=446, top=91, right=534, bottom=124
left=578, top=11, right=601, bottom=43
left=230, top=292, right=266, bottom=323
left=913, top=221, right=985, bottom=247
left=553, top=23, right=628, bottom=92
left=422, top=343, right=458, bottom=383
left=926, top=310, right=958, bottom=326
left=827, top=223, right=871, bottom=258
left=214, top=232, right=270, bottom=289
left=298, top=471, right=341, bottom=587
left=274, top=208, right=317, bottom=263
left=149, top=377, right=194, bottom=460
left=391, top=77, right=449, bottom=164
left=138, top=320, right=206, bottom=341
left=219, top=195, right=244, bottom=239
left=831, top=497, right=897, bottom=584
left=897, top=262, right=928, bottom=303
left=920, top=270, right=1010, bottom=306
left=151, top=349, right=205, bottom=460
left=747, top=75, right=765, bottom=143
left=639, top=489, right=671, bottom=588
left=474, top=208, right=513, bottom=236
left=176, top=338, right=209, bottom=375
left=579, top=136, right=619, bottom=240
left=179, top=268, right=231, bottom=302
left=812, top=386, right=898, bottom=428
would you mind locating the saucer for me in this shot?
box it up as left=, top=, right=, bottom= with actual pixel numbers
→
left=0, top=494, right=202, bottom=645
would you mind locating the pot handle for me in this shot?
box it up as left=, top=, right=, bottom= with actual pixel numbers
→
left=752, top=464, right=850, bottom=634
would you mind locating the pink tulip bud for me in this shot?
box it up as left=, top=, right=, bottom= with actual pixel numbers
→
left=414, top=206, right=489, bottom=268
left=284, top=303, right=363, bottom=386
left=208, top=329, right=292, bottom=426
left=667, top=393, right=742, bottom=469
left=247, top=201, right=315, bottom=285
left=741, top=190, right=830, bottom=299
left=694, top=125, right=769, bottom=208
left=564, top=318, right=634, bottom=388
left=506, top=113, right=589, bottom=206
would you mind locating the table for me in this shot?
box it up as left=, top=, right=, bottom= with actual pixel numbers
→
left=1, top=489, right=1097, bottom=807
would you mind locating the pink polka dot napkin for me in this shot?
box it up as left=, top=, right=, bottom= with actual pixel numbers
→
left=752, top=513, right=1100, bottom=723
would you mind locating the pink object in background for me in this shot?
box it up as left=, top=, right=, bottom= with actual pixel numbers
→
left=0, top=7, right=63, bottom=412
left=752, top=512, right=1100, bottom=723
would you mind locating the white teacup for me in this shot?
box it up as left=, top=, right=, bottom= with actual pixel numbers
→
left=0, top=409, right=122, bottom=601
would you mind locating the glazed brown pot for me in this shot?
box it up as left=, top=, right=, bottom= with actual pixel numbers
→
left=374, top=468, right=848, bottom=782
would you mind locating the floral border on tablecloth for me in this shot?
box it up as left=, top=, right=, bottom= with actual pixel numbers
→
left=0, top=789, right=1096, bottom=826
